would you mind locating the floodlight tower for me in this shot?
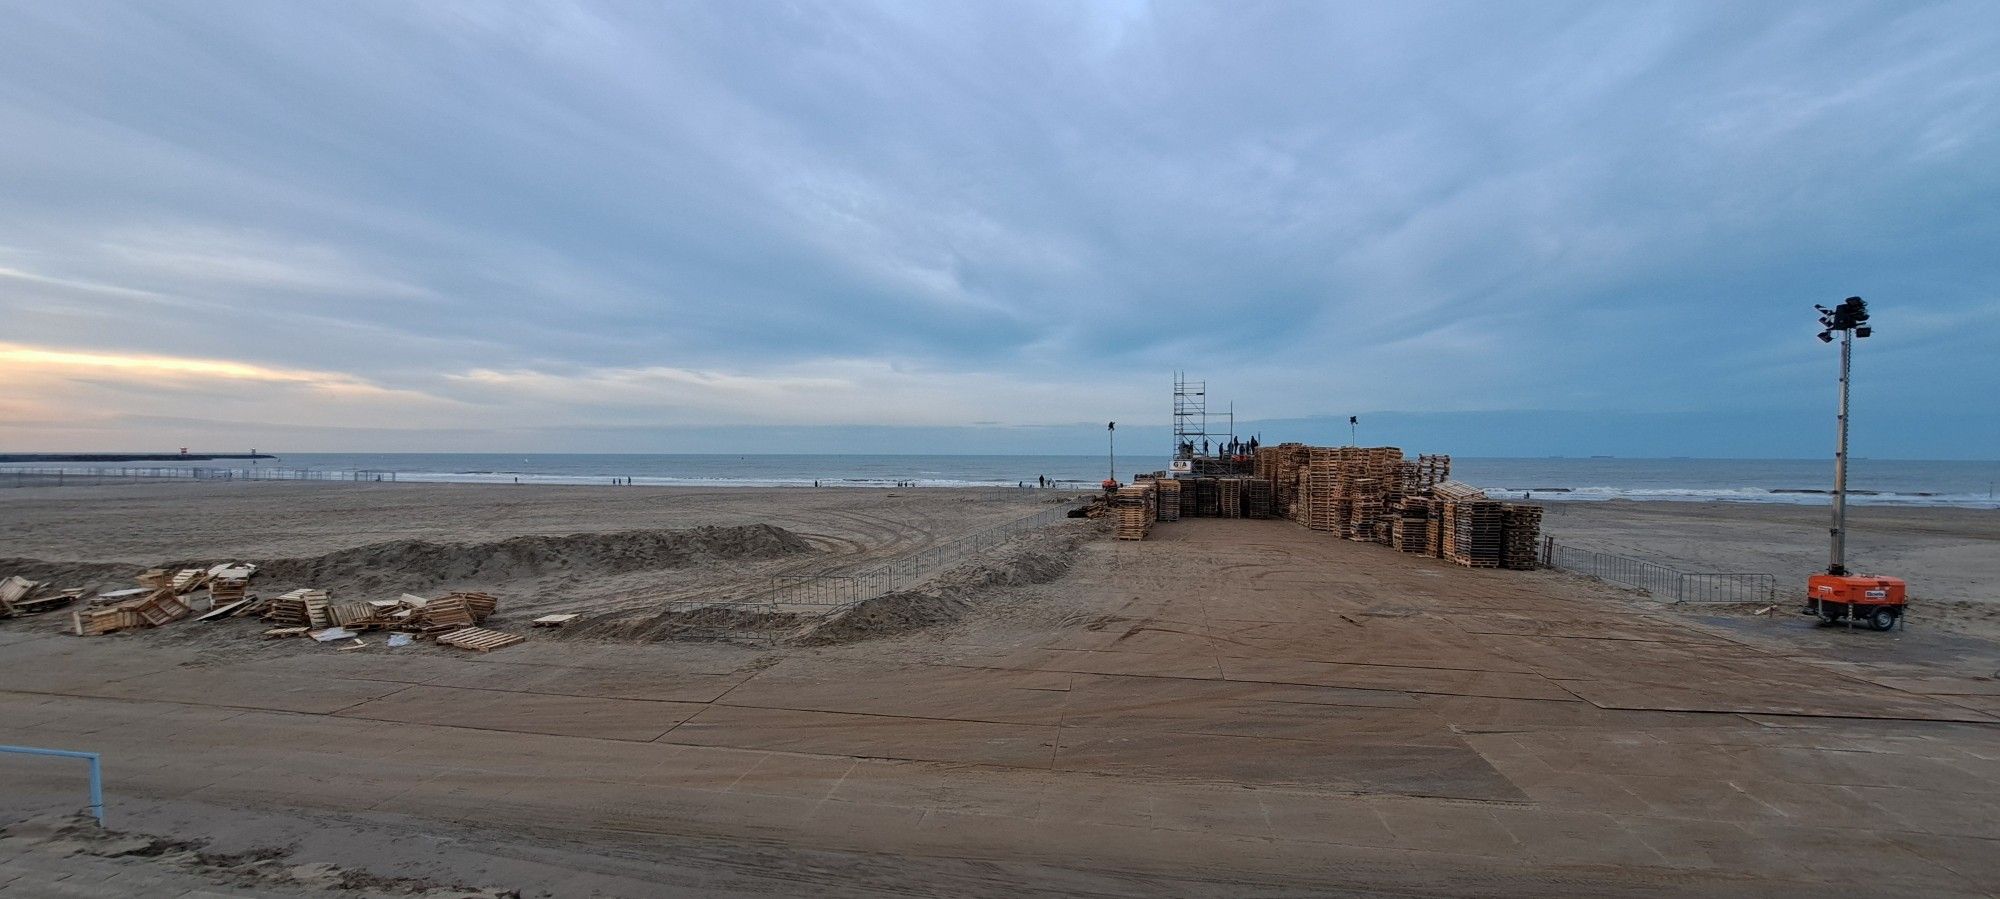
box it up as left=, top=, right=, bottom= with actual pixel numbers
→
left=1817, top=298, right=1869, bottom=576
left=1802, top=297, right=1905, bottom=631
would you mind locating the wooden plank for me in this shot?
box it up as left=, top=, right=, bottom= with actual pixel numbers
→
left=195, top=598, right=255, bottom=622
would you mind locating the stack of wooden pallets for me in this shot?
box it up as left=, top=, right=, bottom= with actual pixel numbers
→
left=1304, top=448, right=1343, bottom=531
left=1113, top=483, right=1155, bottom=540
left=206, top=567, right=253, bottom=608
left=265, top=588, right=331, bottom=628
left=1243, top=478, right=1272, bottom=519
left=1217, top=478, right=1242, bottom=518
left=1193, top=478, right=1219, bottom=517
left=1449, top=500, right=1505, bottom=567
left=1413, top=454, right=1451, bottom=492
left=1154, top=479, right=1182, bottom=521
left=1347, top=477, right=1383, bottom=541
left=1501, top=503, right=1544, bottom=569
left=1392, top=497, right=1432, bottom=553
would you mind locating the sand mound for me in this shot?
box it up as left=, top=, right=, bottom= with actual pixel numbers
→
left=0, top=558, right=150, bottom=592
left=580, top=604, right=808, bottom=642
left=800, top=529, right=1084, bottom=645
left=242, top=524, right=813, bottom=595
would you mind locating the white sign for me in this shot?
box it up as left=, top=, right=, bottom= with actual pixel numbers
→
left=1170, top=459, right=1193, bottom=472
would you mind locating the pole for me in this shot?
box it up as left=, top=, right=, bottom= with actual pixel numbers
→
left=1829, top=328, right=1851, bottom=576
left=1107, top=422, right=1116, bottom=483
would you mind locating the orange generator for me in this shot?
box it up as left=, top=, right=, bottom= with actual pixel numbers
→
left=1805, top=574, right=1906, bottom=631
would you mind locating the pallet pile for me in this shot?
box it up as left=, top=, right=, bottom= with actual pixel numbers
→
left=1154, top=479, right=1182, bottom=522
left=1113, top=483, right=1156, bottom=540
left=0, top=576, right=81, bottom=618
left=71, top=589, right=188, bottom=635
left=1125, top=442, right=1542, bottom=571
left=63, top=561, right=258, bottom=636
left=263, top=588, right=518, bottom=648
left=1501, top=504, right=1544, bottom=570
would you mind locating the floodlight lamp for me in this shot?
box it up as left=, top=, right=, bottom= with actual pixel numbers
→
left=1855, top=326, right=1872, bottom=338
left=1818, top=331, right=1834, bottom=343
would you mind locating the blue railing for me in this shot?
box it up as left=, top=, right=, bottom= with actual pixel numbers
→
left=1, top=745, right=104, bottom=825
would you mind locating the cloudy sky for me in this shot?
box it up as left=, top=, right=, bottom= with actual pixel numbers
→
left=2, top=1, right=1995, bottom=457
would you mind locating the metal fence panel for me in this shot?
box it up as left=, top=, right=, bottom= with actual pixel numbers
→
left=1543, top=540, right=1777, bottom=604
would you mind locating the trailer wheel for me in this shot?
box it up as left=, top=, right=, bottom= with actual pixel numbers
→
left=1869, top=607, right=1899, bottom=632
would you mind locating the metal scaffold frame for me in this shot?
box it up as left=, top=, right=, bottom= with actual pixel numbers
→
left=1172, top=372, right=1234, bottom=461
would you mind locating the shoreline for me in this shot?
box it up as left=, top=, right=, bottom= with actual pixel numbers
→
left=6, top=467, right=1997, bottom=508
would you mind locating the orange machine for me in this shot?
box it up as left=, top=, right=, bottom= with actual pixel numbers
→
left=1805, top=574, right=1906, bottom=631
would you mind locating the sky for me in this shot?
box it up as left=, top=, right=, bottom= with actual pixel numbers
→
left=1, top=1, right=1996, bottom=459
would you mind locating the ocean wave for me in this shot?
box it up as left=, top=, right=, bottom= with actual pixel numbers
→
left=1492, top=485, right=1997, bottom=507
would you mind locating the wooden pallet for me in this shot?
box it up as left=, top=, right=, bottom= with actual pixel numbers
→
left=0, top=575, right=38, bottom=615
left=73, top=606, right=144, bottom=636
left=131, top=593, right=192, bottom=626
left=436, top=627, right=526, bottom=652
left=444, top=591, right=499, bottom=621
left=420, top=597, right=477, bottom=628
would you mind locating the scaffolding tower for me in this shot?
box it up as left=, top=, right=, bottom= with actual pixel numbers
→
left=1172, top=372, right=1235, bottom=462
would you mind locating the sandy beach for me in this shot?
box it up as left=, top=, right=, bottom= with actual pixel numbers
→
left=1544, top=500, right=2000, bottom=636
left=4, top=481, right=2000, bottom=896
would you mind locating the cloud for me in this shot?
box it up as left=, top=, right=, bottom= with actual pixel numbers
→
left=0, top=1, right=1996, bottom=453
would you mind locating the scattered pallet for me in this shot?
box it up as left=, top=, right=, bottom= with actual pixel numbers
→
left=436, top=627, right=526, bottom=652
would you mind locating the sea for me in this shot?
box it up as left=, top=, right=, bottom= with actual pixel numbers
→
left=10, top=453, right=1998, bottom=508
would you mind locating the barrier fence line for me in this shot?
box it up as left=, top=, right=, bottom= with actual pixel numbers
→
left=1541, top=539, right=1777, bottom=604
left=761, top=503, right=1080, bottom=611
left=0, top=745, right=104, bottom=825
